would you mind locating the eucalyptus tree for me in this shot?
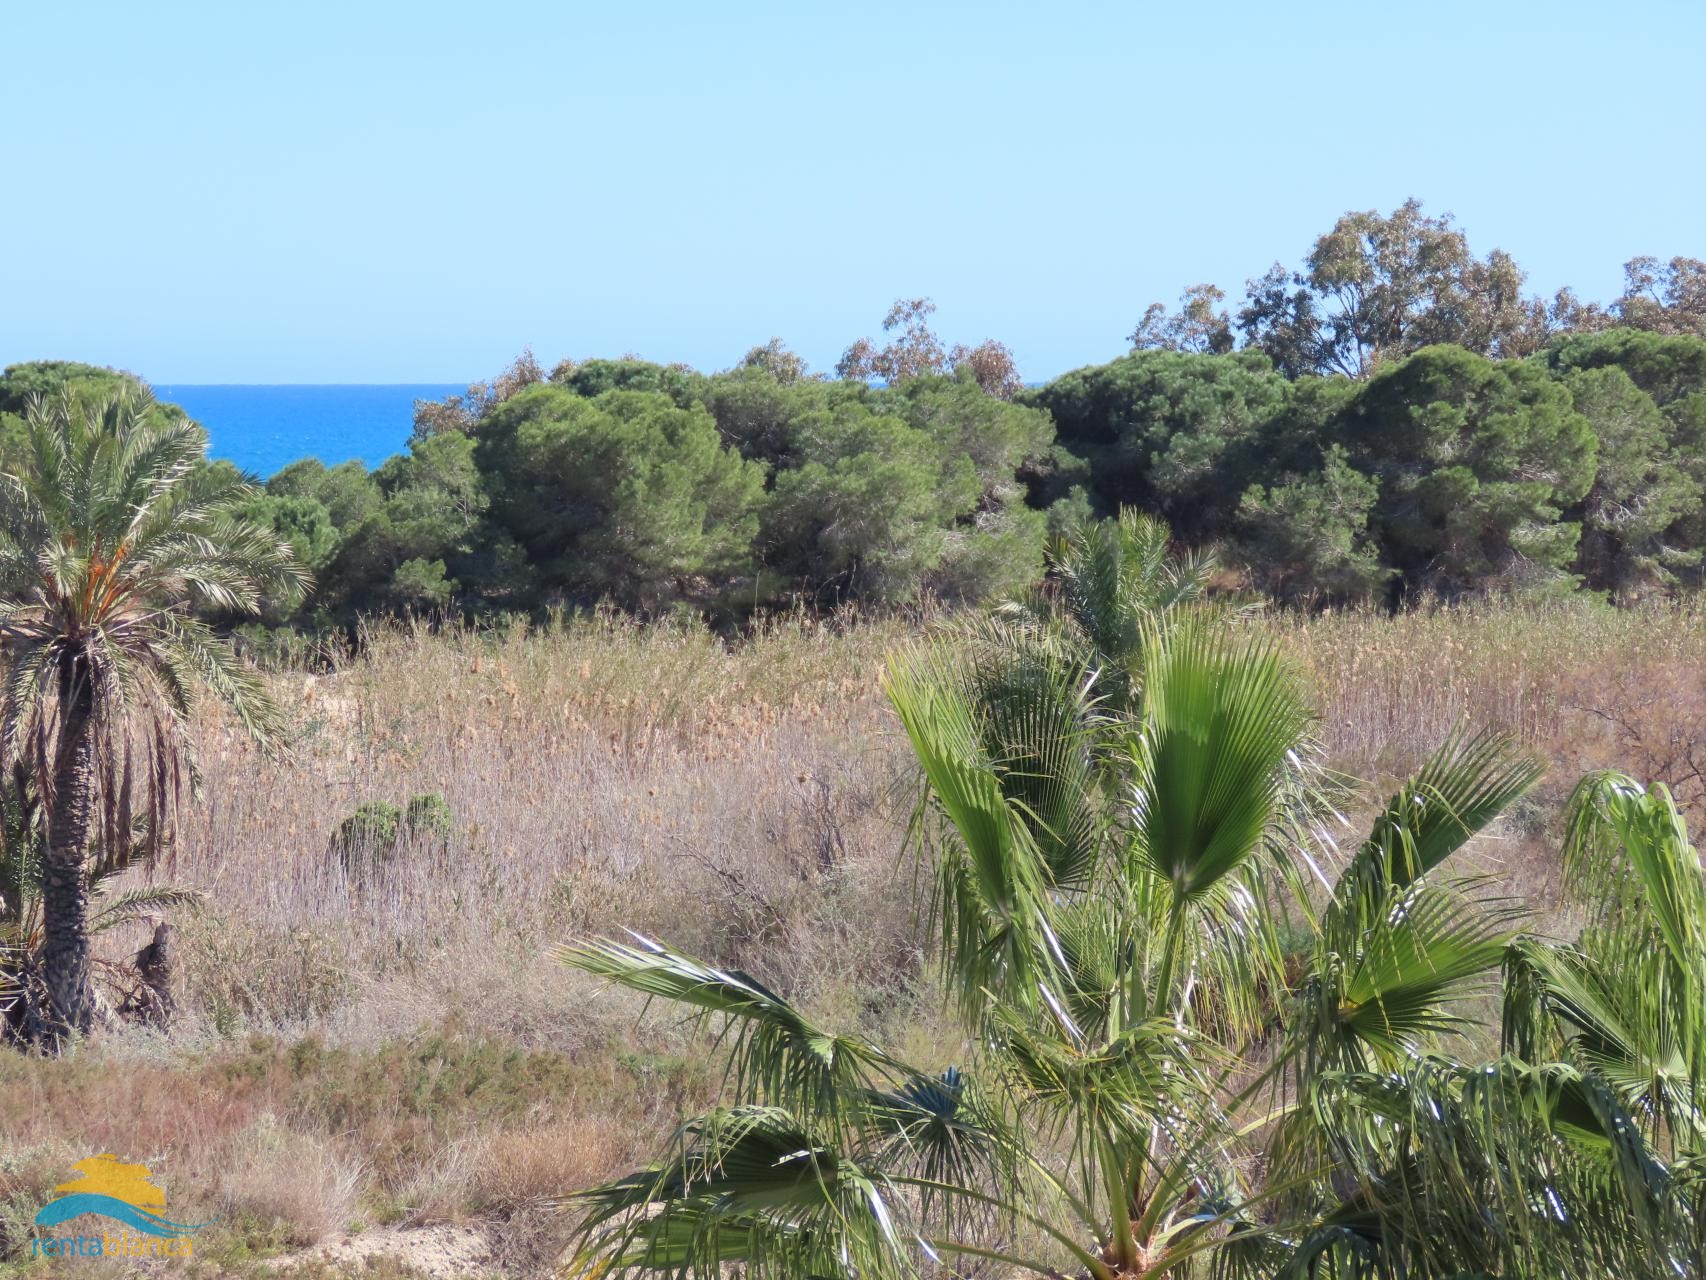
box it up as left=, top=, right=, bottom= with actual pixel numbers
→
left=0, top=392, right=306, bottom=1042
left=1235, top=199, right=1550, bottom=378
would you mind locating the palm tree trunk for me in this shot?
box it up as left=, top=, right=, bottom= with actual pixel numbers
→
left=42, top=648, right=97, bottom=1042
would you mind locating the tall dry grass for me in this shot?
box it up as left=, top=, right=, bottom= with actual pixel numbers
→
left=1278, top=598, right=1706, bottom=786
left=4, top=600, right=1704, bottom=1275
left=174, top=609, right=923, bottom=1045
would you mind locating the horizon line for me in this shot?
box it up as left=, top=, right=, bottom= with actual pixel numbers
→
left=152, top=381, right=474, bottom=388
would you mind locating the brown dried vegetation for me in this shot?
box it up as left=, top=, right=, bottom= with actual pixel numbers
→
left=4, top=601, right=1703, bottom=1274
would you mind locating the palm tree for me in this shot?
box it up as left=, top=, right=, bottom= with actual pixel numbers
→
left=991, top=509, right=1220, bottom=714
left=1266, top=769, right=1706, bottom=1278
left=0, top=391, right=306, bottom=1042
left=1495, top=772, right=1706, bottom=1271
left=560, top=605, right=1567, bottom=1278
left=0, top=758, right=202, bottom=1042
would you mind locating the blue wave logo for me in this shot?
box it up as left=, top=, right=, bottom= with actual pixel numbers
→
left=35, top=1193, right=214, bottom=1238
left=32, top=1154, right=214, bottom=1241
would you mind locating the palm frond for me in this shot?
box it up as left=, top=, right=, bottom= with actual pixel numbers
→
left=885, top=646, right=1064, bottom=1017
left=571, top=1106, right=922, bottom=1280
left=564, top=934, right=894, bottom=1131
left=88, top=885, right=204, bottom=935
left=1297, top=1056, right=1689, bottom=1278
left=1329, top=727, right=1543, bottom=940
left=152, top=612, right=291, bottom=756
left=1127, top=623, right=1311, bottom=905
left=1510, top=773, right=1706, bottom=1151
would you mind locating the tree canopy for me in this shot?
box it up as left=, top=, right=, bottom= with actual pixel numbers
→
left=8, top=197, right=1705, bottom=623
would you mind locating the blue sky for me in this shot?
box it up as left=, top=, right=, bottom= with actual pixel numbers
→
left=3, top=1, right=1701, bottom=384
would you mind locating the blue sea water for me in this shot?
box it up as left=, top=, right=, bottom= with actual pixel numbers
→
left=153, top=384, right=465, bottom=478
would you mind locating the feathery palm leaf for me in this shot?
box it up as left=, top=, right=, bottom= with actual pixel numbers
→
left=0, top=390, right=306, bottom=1039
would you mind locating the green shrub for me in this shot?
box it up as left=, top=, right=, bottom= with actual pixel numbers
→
left=330, top=796, right=457, bottom=879
left=403, top=793, right=456, bottom=850
left=331, top=800, right=402, bottom=875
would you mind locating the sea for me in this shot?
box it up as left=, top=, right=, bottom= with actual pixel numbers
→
left=152, top=384, right=466, bottom=478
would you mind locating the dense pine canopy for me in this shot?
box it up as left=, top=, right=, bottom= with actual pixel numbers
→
left=5, top=203, right=1705, bottom=625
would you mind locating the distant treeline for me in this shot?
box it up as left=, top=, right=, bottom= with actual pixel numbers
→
left=3, top=200, right=1703, bottom=624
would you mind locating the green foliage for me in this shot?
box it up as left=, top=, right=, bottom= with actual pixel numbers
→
left=331, top=801, right=402, bottom=875
left=559, top=555, right=1706, bottom=1277
left=0, top=361, right=192, bottom=473
left=268, top=458, right=385, bottom=531
left=331, top=793, right=458, bottom=875
left=551, top=357, right=706, bottom=408
left=1341, top=345, right=1597, bottom=595
left=478, top=386, right=766, bottom=609
left=1563, top=365, right=1703, bottom=596
left=209, top=351, right=1061, bottom=623
left=1239, top=444, right=1388, bottom=603
left=1043, top=484, right=1093, bottom=540
left=1546, top=327, right=1706, bottom=409
left=0, top=392, right=308, bottom=751
left=700, top=364, right=828, bottom=467
left=0, top=360, right=149, bottom=413
left=753, top=374, right=1052, bottom=606
left=388, top=557, right=453, bottom=612
left=1021, top=348, right=1291, bottom=537
left=26, top=213, right=1706, bottom=627
left=20, top=309, right=1706, bottom=627
left=402, top=792, right=455, bottom=850
left=242, top=493, right=340, bottom=572
left=992, top=508, right=1218, bottom=716
left=762, top=406, right=965, bottom=603
left=1030, top=339, right=1679, bottom=603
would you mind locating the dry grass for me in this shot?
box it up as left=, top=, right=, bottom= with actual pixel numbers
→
left=171, top=609, right=921, bottom=1044
left=1275, top=599, right=1706, bottom=910
left=214, top=1118, right=362, bottom=1246
left=1277, top=598, right=1706, bottom=786
left=5, top=600, right=1705, bottom=1275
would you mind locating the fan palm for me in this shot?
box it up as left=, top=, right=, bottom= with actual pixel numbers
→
left=993, top=508, right=1219, bottom=714
left=1496, top=772, right=1706, bottom=1270
left=1272, top=761, right=1706, bottom=1277
left=561, top=605, right=1562, bottom=1278
left=0, top=391, right=307, bottom=1042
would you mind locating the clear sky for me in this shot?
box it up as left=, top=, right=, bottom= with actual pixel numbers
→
left=3, top=1, right=1701, bottom=384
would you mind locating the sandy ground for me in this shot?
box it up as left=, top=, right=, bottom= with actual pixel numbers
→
left=283, top=1224, right=499, bottom=1277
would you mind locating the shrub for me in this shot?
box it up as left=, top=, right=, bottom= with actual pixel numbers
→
left=403, top=793, right=456, bottom=851
left=332, top=800, right=403, bottom=876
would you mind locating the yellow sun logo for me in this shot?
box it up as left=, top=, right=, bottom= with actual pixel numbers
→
left=50, top=1155, right=167, bottom=1210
